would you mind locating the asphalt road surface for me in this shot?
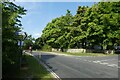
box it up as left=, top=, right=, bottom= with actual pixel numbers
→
left=32, top=51, right=119, bottom=78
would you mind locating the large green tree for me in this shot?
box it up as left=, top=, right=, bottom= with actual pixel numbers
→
left=71, top=6, right=88, bottom=48
left=41, top=10, right=73, bottom=51
left=93, top=2, right=120, bottom=49
left=37, top=1, right=120, bottom=51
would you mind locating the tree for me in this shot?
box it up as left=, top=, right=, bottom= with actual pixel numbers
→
left=41, top=18, right=61, bottom=49
left=2, top=1, right=26, bottom=76
left=71, top=6, right=88, bottom=48
left=96, top=2, right=120, bottom=49
left=41, top=10, right=73, bottom=51
left=55, top=10, right=74, bottom=50
left=37, top=1, right=120, bottom=51
left=23, top=35, right=35, bottom=50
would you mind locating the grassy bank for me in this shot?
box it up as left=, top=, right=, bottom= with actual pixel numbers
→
left=18, top=54, right=53, bottom=80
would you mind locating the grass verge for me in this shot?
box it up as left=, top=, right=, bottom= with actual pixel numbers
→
left=60, top=52, right=117, bottom=56
left=63, top=52, right=116, bottom=56
left=40, top=50, right=117, bottom=56
left=18, top=54, right=54, bottom=80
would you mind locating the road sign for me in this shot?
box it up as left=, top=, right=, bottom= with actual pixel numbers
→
left=18, top=41, right=24, bottom=47
left=16, top=31, right=27, bottom=40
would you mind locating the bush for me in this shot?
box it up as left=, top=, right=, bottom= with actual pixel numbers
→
left=2, top=43, right=20, bottom=77
left=42, top=44, right=52, bottom=51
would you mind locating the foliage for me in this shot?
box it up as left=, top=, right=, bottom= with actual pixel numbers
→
left=42, top=44, right=52, bottom=52
left=19, top=54, right=53, bottom=79
left=23, top=35, right=35, bottom=50
left=2, top=1, right=26, bottom=77
left=34, top=37, right=44, bottom=49
left=36, top=2, right=120, bottom=51
left=39, top=10, right=74, bottom=51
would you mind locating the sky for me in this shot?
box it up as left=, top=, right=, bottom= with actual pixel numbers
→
left=15, top=2, right=95, bottom=39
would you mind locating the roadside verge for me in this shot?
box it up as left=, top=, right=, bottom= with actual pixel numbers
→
left=38, top=51, right=117, bottom=57
left=25, top=52, right=61, bottom=80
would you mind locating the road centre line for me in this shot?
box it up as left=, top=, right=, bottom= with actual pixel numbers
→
left=98, top=59, right=117, bottom=62
left=107, top=64, right=118, bottom=67
left=99, top=62, right=109, bottom=65
left=74, top=56, right=118, bottom=68
left=93, top=61, right=101, bottom=63
left=76, top=58, right=119, bottom=68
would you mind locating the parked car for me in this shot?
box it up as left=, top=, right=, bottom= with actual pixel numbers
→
left=115, top=46, right=120, bottom=54
left=115, top=49, right=120, bottom=54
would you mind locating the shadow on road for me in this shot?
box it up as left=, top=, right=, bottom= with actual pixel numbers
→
left=33, top=52, right=58, bottom=72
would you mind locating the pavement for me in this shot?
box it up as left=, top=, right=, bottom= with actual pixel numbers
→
left=32, top=51, right=119, bottom=79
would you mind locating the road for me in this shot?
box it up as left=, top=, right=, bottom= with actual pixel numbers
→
left=32, top=51, right=119, bottom=79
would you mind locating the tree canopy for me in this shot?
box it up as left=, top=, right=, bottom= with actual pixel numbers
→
left=36, top=2, right=120, bottom=51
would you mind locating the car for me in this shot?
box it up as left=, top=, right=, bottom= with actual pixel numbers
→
left=115, top=46, right=120, bottom=54
left=115, top=49, right=120, bottom=54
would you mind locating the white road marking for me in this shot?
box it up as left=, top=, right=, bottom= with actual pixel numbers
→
left=25, top=52, right=61, bottom=80
left=107, top=64, right=118, bottom=67
left=39, top=60, right=61, bottom=79
left=99, top=62, right=109, bottom=65
left=75, top=56, right=118, bottom=68
left=93, top=61, right=101, bottom=63
left=98, top=59, right=117, bottom=62
left=86, top=60, right=118, bottom=68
